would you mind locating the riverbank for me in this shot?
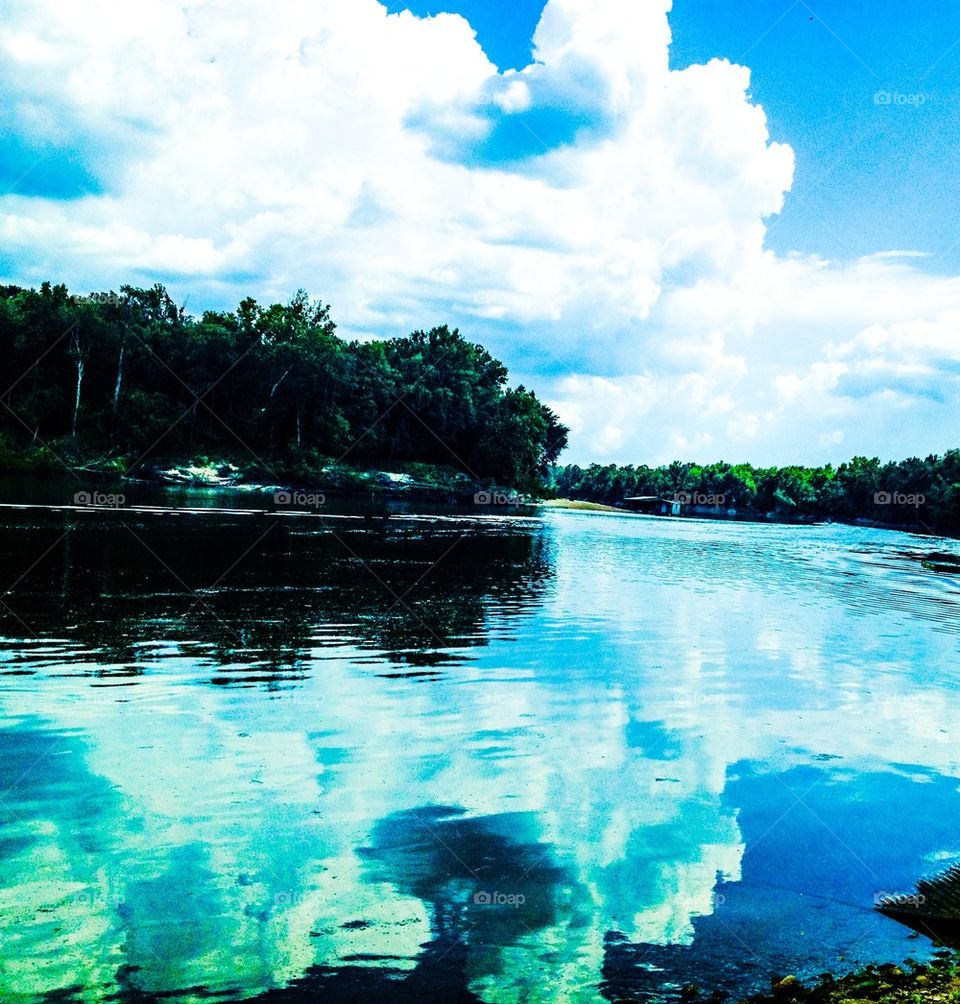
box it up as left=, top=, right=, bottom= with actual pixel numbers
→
left=544, top=496, right=960, bottom=542
left=730, top=951, right=960, bottom=1004
left=539, top=498, right=625, bottom=513
left=543, top=496, right=824, bottom=521
left=551, top=456, right=960, bottom=538
left=0, top=448, right=534, bottom=505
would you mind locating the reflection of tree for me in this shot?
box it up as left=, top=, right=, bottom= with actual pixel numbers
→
left=601, top=922, right=759, bottom=1004
left=249, top=963, right=485, bottom=1002
left=0, top=515, right=554, bottom=679
left=358, top=805, right=572, bottom=948
left=241, top=805, right=586, bottom=1003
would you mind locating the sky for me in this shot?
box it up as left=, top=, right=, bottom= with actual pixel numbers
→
left=1, top=0, right=959, bottom=466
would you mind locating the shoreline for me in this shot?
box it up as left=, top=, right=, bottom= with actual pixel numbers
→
left=729, top=951, right=960, bottom=1004
left=2, top=458, right=958, bottom=553
left=542, top=497, right=957, bottom=539
left=0, top=452, right=953, bottom=538
left=538, top=498, right=626, bottom=513
left=1, top=465, right=957, bottom=546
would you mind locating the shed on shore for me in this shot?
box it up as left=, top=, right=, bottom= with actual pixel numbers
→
left=624, top=496, right=681, bottom=516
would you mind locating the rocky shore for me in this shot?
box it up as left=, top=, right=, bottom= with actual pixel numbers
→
left=727, top=952, right=960, bottom=1004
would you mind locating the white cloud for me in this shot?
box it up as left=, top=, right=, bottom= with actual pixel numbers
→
left=0, top=0, right=958, bottom=464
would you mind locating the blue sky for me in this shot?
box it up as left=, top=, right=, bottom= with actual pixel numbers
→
left=395, top=0, right=960, bottom=270
left=672, top=0, right=960, bottom=271
left=1, top=0, right=959, bottom=466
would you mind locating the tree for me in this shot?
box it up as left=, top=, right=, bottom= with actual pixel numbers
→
left=0, top=281, right=570, bottom=493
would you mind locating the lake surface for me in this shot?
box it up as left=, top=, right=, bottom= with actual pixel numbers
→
left=1, top=487, right=959, bottom=1002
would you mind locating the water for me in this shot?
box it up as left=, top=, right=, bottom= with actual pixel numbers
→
left=1, top=485, right=959, bottom=1002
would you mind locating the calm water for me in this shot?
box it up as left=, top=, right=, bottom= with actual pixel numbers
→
left=1, top=486, right=959, bottom=1002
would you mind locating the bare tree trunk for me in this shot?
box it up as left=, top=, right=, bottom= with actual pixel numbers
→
left=269, top=367, right=292, bottom=401
left=71, top=330, right=86, bottom=440
left=296, top=405, right=301, bottom=447
left=112, top=338, right=125, bottom=414
left=72, top=356, right=84, bottom=439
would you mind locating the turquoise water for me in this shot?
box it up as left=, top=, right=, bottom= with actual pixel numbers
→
left=0, top=499, right=958, bottom=1002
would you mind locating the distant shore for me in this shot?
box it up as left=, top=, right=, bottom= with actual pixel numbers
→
left=538, top=498, right=625, bottom=513
left=541, top=496, right=960, bottom=542
left=2, top=457, right=959, bottom=550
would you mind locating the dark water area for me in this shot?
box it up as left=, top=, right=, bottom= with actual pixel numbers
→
left=1, top=475, right=959, bottom=1002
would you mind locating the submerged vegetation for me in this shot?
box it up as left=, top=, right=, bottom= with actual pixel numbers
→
left=0, top=282, right=568, bottom=494
left=552, top=456, right=960, bottom=533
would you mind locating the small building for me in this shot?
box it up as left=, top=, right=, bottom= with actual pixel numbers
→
left=624, top=496, right=681, bottom=516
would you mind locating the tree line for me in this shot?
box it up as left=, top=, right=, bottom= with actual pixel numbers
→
left=551, top=456, right=960, bottom=532
left=0, top=282, right=568, bottom=492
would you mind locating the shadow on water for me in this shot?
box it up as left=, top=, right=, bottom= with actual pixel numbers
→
left=0, top=509, right=554, bottom=677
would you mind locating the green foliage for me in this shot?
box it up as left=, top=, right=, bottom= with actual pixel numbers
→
left=551, top=451, right=960, bottom=533
left=0, top=282, right=568, bottom=493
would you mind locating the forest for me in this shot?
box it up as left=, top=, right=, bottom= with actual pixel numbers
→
left=551, top=456, right=960, bottom=532
left=0, top=282, right=568, bottom=493
left=2, top=280, right=957, bottom=532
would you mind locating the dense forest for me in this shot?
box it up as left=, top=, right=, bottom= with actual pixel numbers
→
left=2, top=281, right=957, bottom=532
left=551, top=457, right=960, bottom=532
left=0, top=282, right=568, bottom=493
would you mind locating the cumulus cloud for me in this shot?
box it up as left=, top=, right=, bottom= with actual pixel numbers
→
left=0, top=0, right=957, bottom=464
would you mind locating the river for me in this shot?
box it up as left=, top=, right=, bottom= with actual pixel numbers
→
left=1, top=483, right=958, bottom=1002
